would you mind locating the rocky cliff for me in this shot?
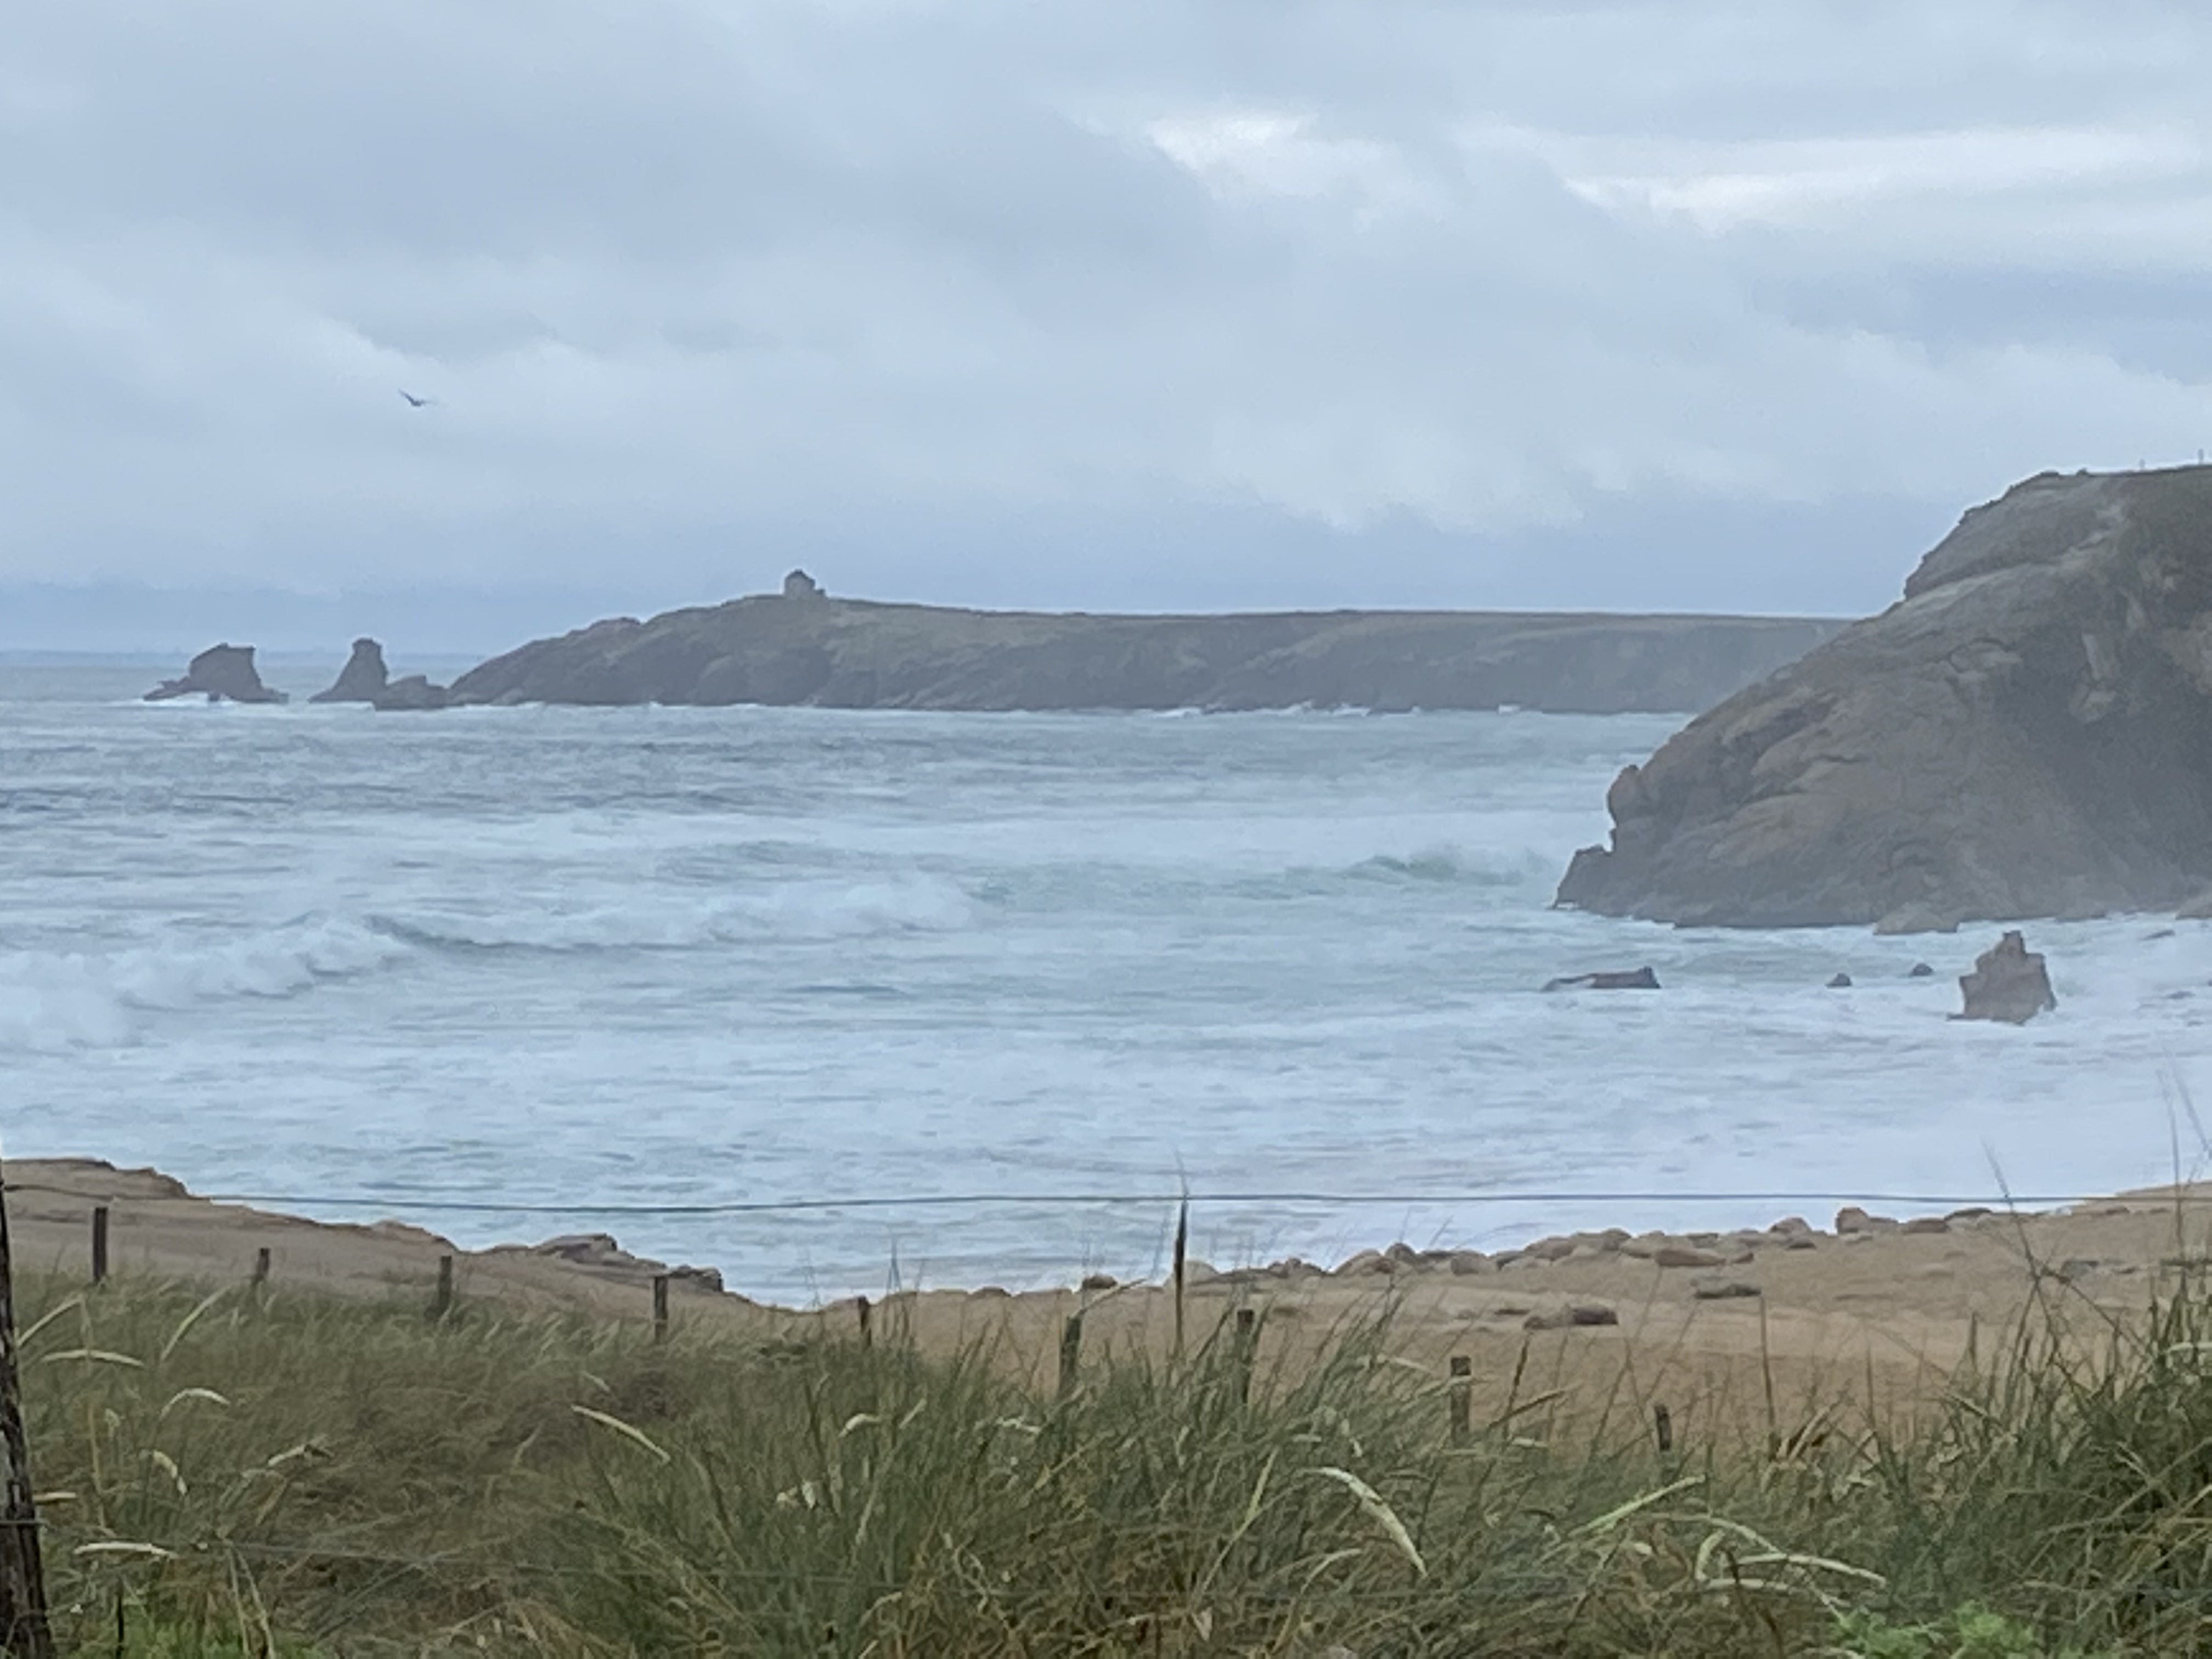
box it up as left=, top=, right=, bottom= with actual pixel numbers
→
left=448, top=575, right=1836, bottom=715
left=1555, top=465, right=2212, bottom=929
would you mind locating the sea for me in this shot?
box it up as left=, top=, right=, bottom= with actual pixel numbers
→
left=4, top=654, right=2209, bottom=1305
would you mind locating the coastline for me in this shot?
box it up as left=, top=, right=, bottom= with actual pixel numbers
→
left=10, top=1155, right=2209, bottom=1424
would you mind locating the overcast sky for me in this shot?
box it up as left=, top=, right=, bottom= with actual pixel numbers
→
left=5, top=0, right=2210, bottom=649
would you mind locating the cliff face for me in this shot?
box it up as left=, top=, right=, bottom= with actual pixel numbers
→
left=447, top=597, right=1838, bottom=716
left=1555, top=466, right=2212, bottom=929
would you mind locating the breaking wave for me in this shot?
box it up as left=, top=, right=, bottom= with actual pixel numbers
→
left=1340, top=844, right=1553, bottom=889
left=0, top=876, right=976, bottom=1051
left=0, top=916, right=411, bottom=1052
left=371, top=877, right=976, bottom=955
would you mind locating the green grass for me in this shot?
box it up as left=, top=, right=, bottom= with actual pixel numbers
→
left=11, top=1269, right=2212, bottom=1655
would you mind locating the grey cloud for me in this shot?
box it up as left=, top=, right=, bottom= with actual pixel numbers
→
left=2, top=0, right=2209, bottom=632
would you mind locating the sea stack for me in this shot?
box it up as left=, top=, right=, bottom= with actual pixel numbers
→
left=144, top=644, right=286, bottom=704
left=307, top=639, right=453, bottom=710
left=1955, top=931, right=2057, bottom=1024
left=311, top=639, right=391, bottom=703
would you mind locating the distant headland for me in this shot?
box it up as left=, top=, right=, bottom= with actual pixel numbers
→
left=145, top=576, right=1839, bottom=716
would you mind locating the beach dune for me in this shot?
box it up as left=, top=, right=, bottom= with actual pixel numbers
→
left=8, top=1156, right=2208, bottom=1436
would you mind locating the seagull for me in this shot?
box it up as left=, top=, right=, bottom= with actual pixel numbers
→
left=398, top=389, right=436, bottom=408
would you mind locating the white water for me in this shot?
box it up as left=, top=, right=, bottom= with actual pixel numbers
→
left=4, top=657, right=2209, bottom=1303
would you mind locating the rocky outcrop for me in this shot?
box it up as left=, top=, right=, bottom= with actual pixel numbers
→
left=1541, top=967, right=1661, bottom=991
left=1555, top=465, right=2212, bottom=927
left=375, top=675, right=452, bottom=712
left=144, top=644, right=285, bottom=704
left=311, top=639, right=390, bottom=703
left=512, top=1232, right=724, bottom=1293
left=445, top=588, right=1838, bottom=714
left=308, top=639, right=451, bottom=710
left=1956, top=930, right=2057, bottom=1024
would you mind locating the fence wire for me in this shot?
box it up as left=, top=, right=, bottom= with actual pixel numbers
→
left=2, top=1181, right=2181, bottom=1217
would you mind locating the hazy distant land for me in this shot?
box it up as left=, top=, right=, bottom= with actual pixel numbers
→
left=151, top=580, right=1814, bottom=717
left=444, top=580, right=1838, bottom=714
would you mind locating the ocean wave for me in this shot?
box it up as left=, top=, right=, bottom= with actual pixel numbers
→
left=123, top=697, right=297, bottom=715
left=372, top=877, right=976, bottom=955
left=0, top=916, right=410, bottom=1052
left=1340, top=844, right=1553, bottom=889
left=0, top=876, right=977, bottom=1050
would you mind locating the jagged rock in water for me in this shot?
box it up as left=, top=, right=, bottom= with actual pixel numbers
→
left=1955, top=930, right=2057, bottom=1024
left=308, top=639, right=450, bottom=710
left=144, top=644, right=285, bottom=704
left=1827, top=972, right=1853, bottom=989
left=1909, top=962, right=1936, bottom=978
left=374, top=674, right=452, bottom=712
left=1542, top=967, right=1661, bottom=992
left=311, top=638, right=390, bottom=703
left=1555, top=466, right=2212, bottom=927
left=444, top=586, right=1837, bottom=714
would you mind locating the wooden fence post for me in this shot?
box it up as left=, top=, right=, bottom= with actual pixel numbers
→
left=1233, top=1308, right=1257, bottom=1404
left=1447, top=1355, right=1471, bottom=1446
left=1057, top=1313, right=1084, bottom=1400
left=652, top=1274, right=670, bottom=1345
left=1171, top=1199, right=1189, bottom=1365
left=430, top=1255, right=455, bottom=1322
left=856, top=1295, right=873, bottom=1348
left=0, top=1165, right=57, bottom=1658
left=1653, top=1403, right=1674, bottom=1457
left=90, top=1206, right=109, bottom=1287
left=251, top=1248, right=271, bottom=1292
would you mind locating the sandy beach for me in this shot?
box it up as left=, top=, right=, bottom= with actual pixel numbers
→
left=10, top=1155, right=2210, bottom=1444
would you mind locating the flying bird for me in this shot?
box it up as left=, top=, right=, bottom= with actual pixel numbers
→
left=398, top=390, right=435, bottom=408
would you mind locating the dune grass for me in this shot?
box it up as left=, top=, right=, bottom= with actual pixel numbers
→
left=10, top=1266, right=2212, bottom=1656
